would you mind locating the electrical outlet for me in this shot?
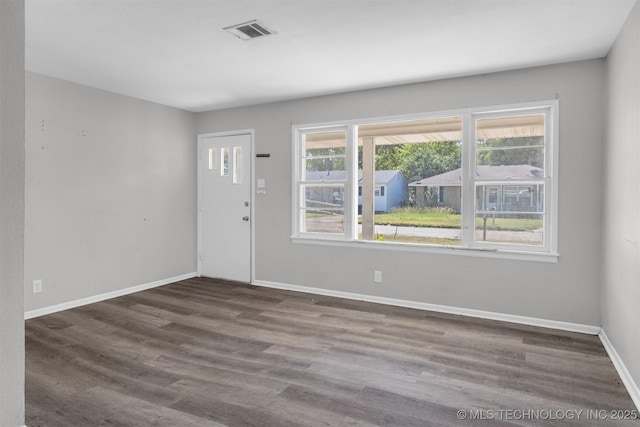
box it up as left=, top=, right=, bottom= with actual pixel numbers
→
left=374, top=270, right=382, bottom=283
left=32, top=279, right=42, bottom=294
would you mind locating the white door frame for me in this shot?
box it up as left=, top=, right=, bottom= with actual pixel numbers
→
left=197, top=129, right=255, bottom=283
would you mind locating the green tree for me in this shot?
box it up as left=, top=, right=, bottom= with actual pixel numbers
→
left=374, top=145, right=403, bottom=171
left=476, top=136, right=543, bottom=168
left=375, top=140, right=461, bottom=181
left=305, top=147, right=346, bottom=171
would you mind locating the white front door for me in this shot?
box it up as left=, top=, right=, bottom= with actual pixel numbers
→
left=198, top=132, right=252, bottom=282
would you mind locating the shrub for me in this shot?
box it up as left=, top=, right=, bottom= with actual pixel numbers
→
left=390, top=206, right=455, bottom=215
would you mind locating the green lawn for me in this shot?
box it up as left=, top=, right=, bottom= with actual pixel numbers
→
left=363, top=209, right=542, bottom=231
left=306, top=208, right=543, bottom=232
left=359, top=233, right=462, bottom=246
left=305, top=212, right=335, bottom=219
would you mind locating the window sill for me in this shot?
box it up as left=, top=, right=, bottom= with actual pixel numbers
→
left=291, top=236, right=559, bottom=263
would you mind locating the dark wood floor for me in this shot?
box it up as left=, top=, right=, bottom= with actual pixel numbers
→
left=26, top=277, right=638, bottom=426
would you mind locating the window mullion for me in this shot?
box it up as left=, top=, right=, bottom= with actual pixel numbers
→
left=294, top=131, right=304, bottom=235
left=546, top=105, right=558, bottom=253
left=346, top=125, right=358, bottom=240
left=361, top=136, right=376, bottom=241
left=461, top=113, right=474, bottom=247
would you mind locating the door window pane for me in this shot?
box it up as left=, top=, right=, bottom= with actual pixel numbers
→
left=233, top=146, right=243, bottom=184
left=221, top=147, right=229, bottom=177
left=208, top=148, right=217, bottom=171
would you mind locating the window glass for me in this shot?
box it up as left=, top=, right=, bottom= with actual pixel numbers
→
left=358, top=117, right=463, bottom=245
left=221, top=147, right=229, bottom=177
left=233, top=146, right=243, bottom=184
left=208, top=148, right=217, bottom=171
left=304, top=130, right=347, bottom=181
left=473, top=114, right=546, bottom=247
left=299, top=129, right=348, bottom=236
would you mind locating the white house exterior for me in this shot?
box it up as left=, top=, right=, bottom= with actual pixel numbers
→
left=408, top=165, right=544, bottom=213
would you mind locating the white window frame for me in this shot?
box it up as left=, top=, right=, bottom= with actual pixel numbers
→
left=291, top=101, right=559, bottom=262
left=293, top=125, right=357, bottom=240
left=464, top=105, right=556, bottom=253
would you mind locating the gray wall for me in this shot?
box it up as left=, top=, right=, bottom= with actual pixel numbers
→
left=0, top=1, right=25, bottom=425
left=25, top=72, right=197, bottom=312
left=198, top=60, right=605, bottom=326
left=603, top=0, right=640, bottom=398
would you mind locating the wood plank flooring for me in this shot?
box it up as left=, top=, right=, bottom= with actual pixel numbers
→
left=26, top=277, right=638, bottom=426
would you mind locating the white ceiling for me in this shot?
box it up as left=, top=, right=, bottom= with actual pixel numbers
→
left=26, top=0, right=636, bottom=113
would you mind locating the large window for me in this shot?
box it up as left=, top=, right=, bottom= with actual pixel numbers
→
left=293, top=102, right=557, bottom=258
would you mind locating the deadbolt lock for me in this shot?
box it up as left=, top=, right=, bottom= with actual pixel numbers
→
left=242, top=216, right=250, bottom=222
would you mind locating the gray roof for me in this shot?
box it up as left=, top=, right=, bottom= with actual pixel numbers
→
left=408, top=165, right=543, bottom=187
left=305, top=170, right=405, bottom=184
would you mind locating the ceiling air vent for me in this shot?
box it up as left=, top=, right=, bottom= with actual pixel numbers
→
left=224, top=20, right=274, bottom=41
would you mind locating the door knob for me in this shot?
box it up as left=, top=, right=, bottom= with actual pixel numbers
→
left=242, top=216, right=249, bottom=221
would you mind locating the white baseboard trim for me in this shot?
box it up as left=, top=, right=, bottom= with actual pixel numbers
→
left=252, top=279, right=601, bottom=335
left=599, top=329, right=640, bottom=411
left=24, top=272, right=197, bottom=320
